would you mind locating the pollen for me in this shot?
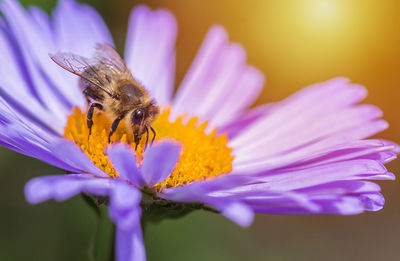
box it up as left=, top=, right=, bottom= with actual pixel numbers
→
left=64, top=107, right=234, bottom=190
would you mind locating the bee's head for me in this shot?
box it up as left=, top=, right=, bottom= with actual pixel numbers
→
left=130, top=101, right=160, bottom=148
left=131, top=108, right=146, bottom=144
left=132, top=108, right=145, bottom=126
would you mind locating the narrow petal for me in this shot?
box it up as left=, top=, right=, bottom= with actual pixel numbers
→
left=172, top=26, right=228, bottom=116
left=109, top=180, right=142, bottom=231
left=234, top=139, right=397, bottom=173
left=227, top=78, right=390, bottom=174
left=116, top=227, right=146, bottom=261
left=0, top=123, right=82, bottom=172
left=0, top=27, right=64, bottom=133
left=161, top=173, right=253, bottom=203
left=164, top=178, right=255, bottom=227
left=141, top=141, right=181, bottom=186
left=1, top=0, right=73, bottom=122
left=210, top=200, right=254, bottom=227
left=235, top=104, right=383, bottom=161
left=251, top=196, right=365, bottom=215
left=360, top=192, right=385, bottom=211
left=172, top=25, right=264, bottom=128
left=296, top=180, right=382, bottom=195
left=53, top=0, right=113, bottom=55
left=125, top=5, right=177, bottom=106
left=231, top=78, right=366, bottom=150
left=219, top=103, right=276, bottom=138
left=208, top=66, right=265, bottom=128
left=107, top=143, right=145, bottom=187
left=251, top=159, right=387, bottom=191
left=25, top=174, right=112, bottom=204
left=50, top=139, right=108, bottom=177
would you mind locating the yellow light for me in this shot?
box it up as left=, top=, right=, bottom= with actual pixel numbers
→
left=309, top=0, right=339, bottom=22
left=302, top=0, right=345, bottom=31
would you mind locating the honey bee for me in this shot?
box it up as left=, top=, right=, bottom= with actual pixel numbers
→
left=50, top=43, right=159, bottom=149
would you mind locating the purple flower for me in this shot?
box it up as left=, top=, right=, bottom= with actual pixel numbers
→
left=0, top=0, right=398, bottom=260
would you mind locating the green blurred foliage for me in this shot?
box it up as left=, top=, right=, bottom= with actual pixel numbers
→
left=2, top=0, right=400, bottom=260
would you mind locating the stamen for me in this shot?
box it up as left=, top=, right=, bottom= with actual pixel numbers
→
left=64, top=108, right=234, bottom=190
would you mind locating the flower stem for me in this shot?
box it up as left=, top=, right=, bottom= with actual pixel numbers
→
left=88, top=214, right=101, bottom=261
left=109, top=223, right=116, bottom=261
left=81, top=193, right=103, bottom=261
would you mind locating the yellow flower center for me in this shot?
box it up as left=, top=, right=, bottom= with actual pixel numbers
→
left=64, top=107, right=233, bottom=190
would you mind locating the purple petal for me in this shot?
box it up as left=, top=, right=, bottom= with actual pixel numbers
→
left=295, top=180, right=382, bottom=195
left=211, top=200, right=254, bottom=227
left=219, top=103, right=276, bottom=139
left=0, top=0, right=73, bottom=119
left=230, top=79, right=370, bottom=158
left=172, top=25, right=264, bottom=129
left=109, top=180, right=141, bottom=231
left=312, top=196, right=365, bottom=215
left=50, top=139, right=108, bottom=177
left=251, top=159, right=387, bottom=191
left=210, top=187, right=322, bottom=213
left=233, top=103, right=384, bottom=167
left=0, top=123, right=82, bottom=172
left=116, top=226, right=146, bottom=261
left=212, top=178, right=386, bottom=215
left=25, top=174, right=112, bottom=204
left=29, top=7, right=52, bottom=35
left=171, top=26, right=227, bottom=121
left=164, top=177, right=255, bottom=227
left=251, top=196, right=365, bottom=215
left=234, top=138, right=397, bottom=173
left=207, top=65, right=265, bottom=129
left=125, top=5, right=177, bottom=106
left=53, top=0, right=113, bottom=55
left=107, top=143, right=145, bottom=187
left=0, top=27, right=64, bottom=133
left=161, top=173, right=252, bottom=202
left=141, top=141, right=181, bottom=186
left=360, top=192, right=385, bottom=211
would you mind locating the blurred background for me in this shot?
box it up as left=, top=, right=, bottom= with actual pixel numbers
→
left=1, top=0, right=400, bottom=260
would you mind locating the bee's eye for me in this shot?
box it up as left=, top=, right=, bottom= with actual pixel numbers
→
left=132, top=109, right=144, bottom=125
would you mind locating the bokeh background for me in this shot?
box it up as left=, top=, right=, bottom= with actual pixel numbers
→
left=1, top=0, right=400, bottom=260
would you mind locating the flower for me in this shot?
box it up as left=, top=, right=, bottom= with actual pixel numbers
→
left=0, top=0, right=398, bottom=260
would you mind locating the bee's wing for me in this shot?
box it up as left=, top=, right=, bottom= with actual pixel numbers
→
left=92, top=43, right=130, bottom=73
left=50, top=52, right=115, bottom=97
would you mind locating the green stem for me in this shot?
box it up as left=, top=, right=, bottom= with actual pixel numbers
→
left=81, top=194, right=103, bottom=261
left=88, top=215, right=101, bottom=261
left=141, top=216, right=148, bottom=236
left=109, top=224, right=116, bottom=261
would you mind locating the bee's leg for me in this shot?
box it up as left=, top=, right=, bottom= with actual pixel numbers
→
left=134, top=134, right=140, bottom=151
left=108, top=116, right=122, bottom=144
left=87, top=103, right=103, bottom=136
left=144, top=127, right=149, bottom=151
left=150, top=127, right=156, bottom=146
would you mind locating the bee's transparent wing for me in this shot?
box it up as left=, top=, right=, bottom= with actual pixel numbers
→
left=92, top=43, right=130, bottom=74
left=50, top=52, right=115, bottom=96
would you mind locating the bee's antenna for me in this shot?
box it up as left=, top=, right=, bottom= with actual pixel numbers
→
left=150, top=127, right=156, bottom=146
left=144, top=127, right=149, bottom=151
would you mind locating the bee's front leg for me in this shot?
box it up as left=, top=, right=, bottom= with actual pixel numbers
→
left=87, top=103, right=103, bottom=136
left=150, top=127, right=156, bottom=146
left=108, top=116, right=122, bottom=144
left=144, top=127, right=149, bottom=151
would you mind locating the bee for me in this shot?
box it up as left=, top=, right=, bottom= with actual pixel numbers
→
left=50, top=43, right=159, bottom=150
